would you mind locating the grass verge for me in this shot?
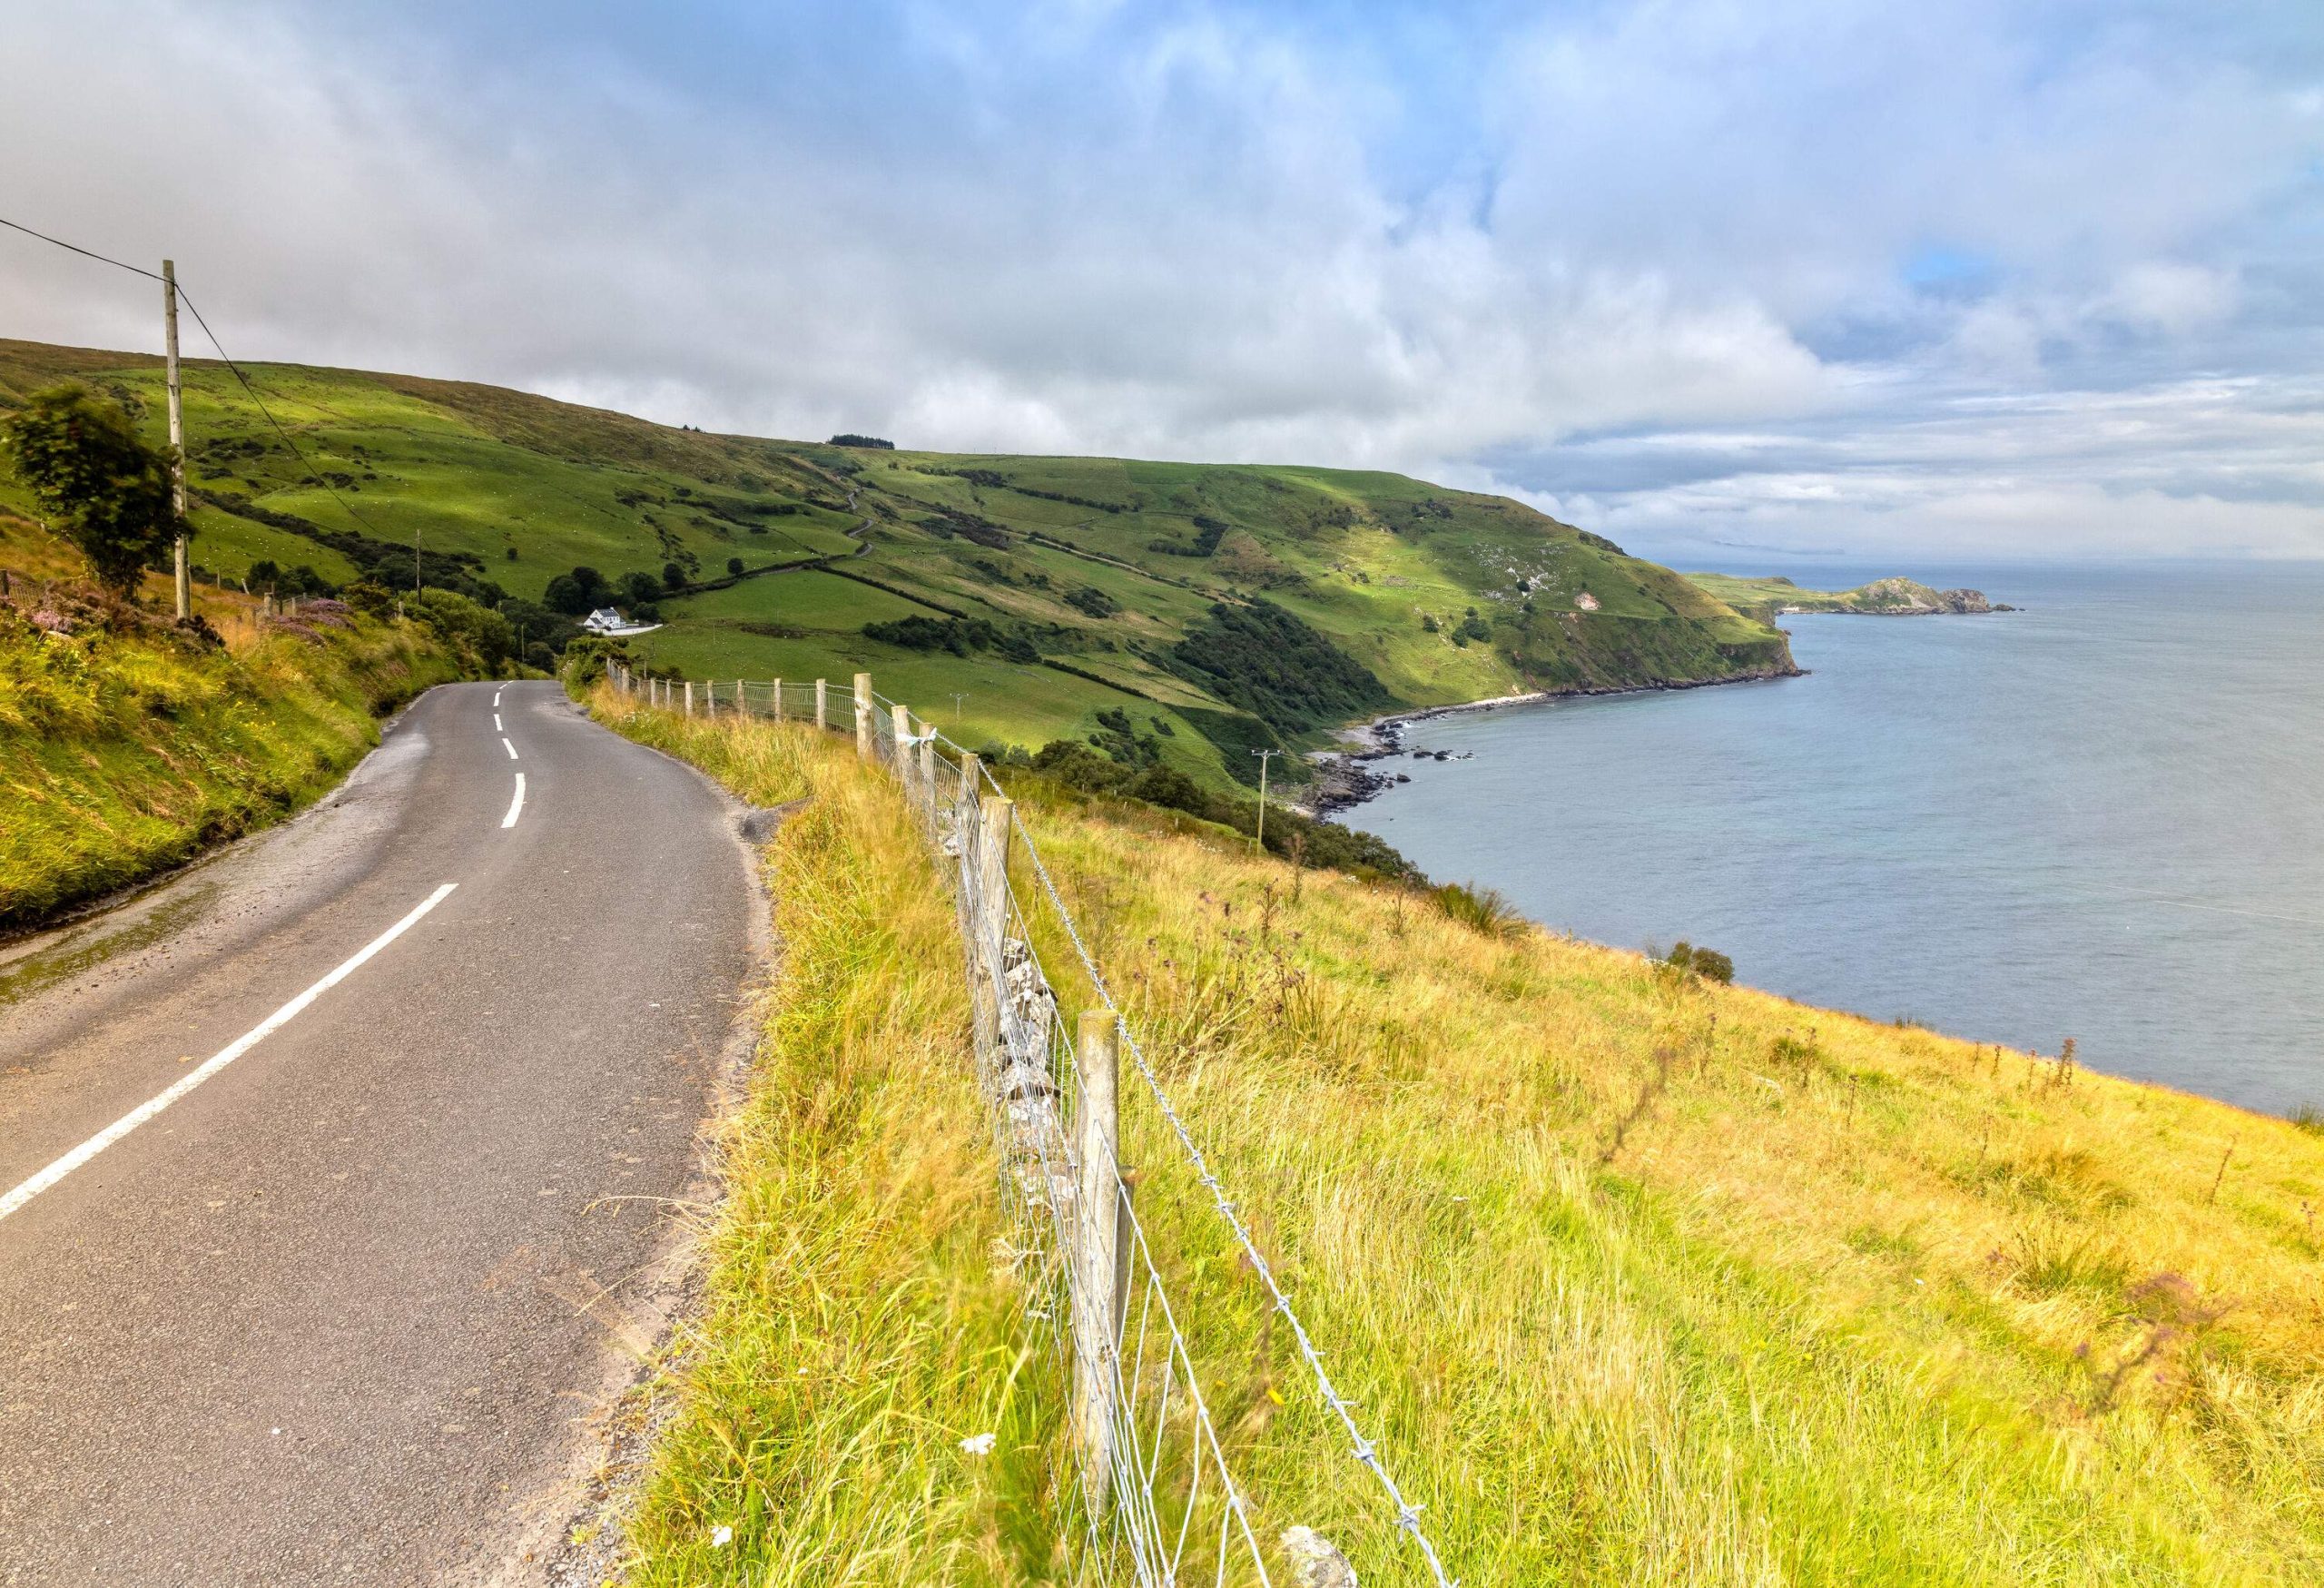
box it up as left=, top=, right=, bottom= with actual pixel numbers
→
left=591, top=690, right=1068, bottom=1583
left=0, top=595, right=455, bottom=931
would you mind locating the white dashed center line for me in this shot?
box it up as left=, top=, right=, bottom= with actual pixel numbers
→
left=0, top=883, right=460, bottom=1223
left=502, top=738, right=518, bottom=761
left=502, top=774, right=526, bottom=830
left=494, top=714, right=503, bottom=731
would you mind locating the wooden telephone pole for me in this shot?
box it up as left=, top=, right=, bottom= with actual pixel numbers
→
left=162, top=260, right=188, bottom=620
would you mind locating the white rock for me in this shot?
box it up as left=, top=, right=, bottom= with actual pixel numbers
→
left=1281, top=1524, right=1357, bottom=1587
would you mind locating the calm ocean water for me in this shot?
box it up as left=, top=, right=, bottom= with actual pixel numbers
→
left=1340, top=562, right=2324, bottom=1117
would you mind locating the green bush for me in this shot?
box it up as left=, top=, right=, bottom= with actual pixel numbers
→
left=1665, top=941, right=1737, bottom=984
left=1434, top=881, right=1526, bottom=938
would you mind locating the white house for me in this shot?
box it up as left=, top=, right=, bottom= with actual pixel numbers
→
left=580, top=607, right=661, bottom=636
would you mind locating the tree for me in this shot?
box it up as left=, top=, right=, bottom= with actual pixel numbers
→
left=622, top=569, right=662, bottom=607
left=408, top=588, right=516, bottom=673
left=726, top=556, right=744, bottom=577
left=0, top=383, right=182, bottom=596
left=545, top=565, right=614, bottom=616
left=662, top=561, right=686, bottom=590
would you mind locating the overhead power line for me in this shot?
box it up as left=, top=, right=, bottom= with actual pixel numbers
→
left=0, top=214, right=166, bottom=282
left=0, top=213, right=417, bottom=580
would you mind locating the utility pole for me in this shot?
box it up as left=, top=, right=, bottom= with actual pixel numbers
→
left=1251, top=747, right=1279, bottom=852
left=950, top=691, right=968, bottom=728
left=162, top=260, right=188, bottom=621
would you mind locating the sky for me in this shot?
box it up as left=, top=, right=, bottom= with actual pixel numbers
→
left=1, top=0, right=2319, bottom=565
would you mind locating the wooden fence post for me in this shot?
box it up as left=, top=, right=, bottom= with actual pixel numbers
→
left=815, top=677, right=828, bottom=733
left=978, top=796, right=1013, bottom=952
left=891, top=703, right=915, bottom=804
left=918, top=735, right=938, bottom=815
left=853, top=672, right=873, bottom=758
left=1075, top=1009, right=1121, bottom=1514
left=772, top=678, right=783, bottom=722
left=735, top=679, right=744, bottom=718
left=684, top=680, right=694, bottom=717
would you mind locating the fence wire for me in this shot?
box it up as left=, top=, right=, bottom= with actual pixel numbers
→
left=608, top=665, right=1455, bottom=1586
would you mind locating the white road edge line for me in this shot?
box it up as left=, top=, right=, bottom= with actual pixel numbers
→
left=494, top=713, right=503, bottom=731
left=502, top=737, right=518, bottom=760
left=502, top=773, right=526, bottom=830
left=0, top=883, right=460, bottom=1224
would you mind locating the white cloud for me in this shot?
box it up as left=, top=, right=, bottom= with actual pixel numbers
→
left=0, top=0, right=2316, bottom=559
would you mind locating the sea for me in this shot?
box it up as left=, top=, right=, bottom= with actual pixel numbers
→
left=1338, top=562, right=2324, bottom=1117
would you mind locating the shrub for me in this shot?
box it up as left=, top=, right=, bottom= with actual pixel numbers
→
left=1665, top=942, right=1737, bottom=984
left=407, top=588, right=517, bottom=673
left=2290, top=1104, right=2324, bottom=1138
left=1066, top=586, right=1118, bottom=618
left=560, top=636, right=631, bottom=687
left=1434, top=881, right=1526, bottom=939
left=1164, top=600, right=1391, bottom=738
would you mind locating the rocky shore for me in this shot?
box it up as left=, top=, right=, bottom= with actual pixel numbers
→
left=1305, top=663, right=1806, bottom=816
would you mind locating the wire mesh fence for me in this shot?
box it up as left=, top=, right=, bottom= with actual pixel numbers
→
left=606, top=663, right=1453, bottom=1586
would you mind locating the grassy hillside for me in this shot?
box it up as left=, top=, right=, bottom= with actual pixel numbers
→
left=600, top=695, right=2324, bottom=1585
left=0, top=511, right=458, bottom=929
left=0, top=338, right=1793, bottom=792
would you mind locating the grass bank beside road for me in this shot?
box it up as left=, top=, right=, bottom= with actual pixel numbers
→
left=599, top=690, right=2324, bottom=1585
left=0, top=566, right=457, bottom=932
left=590, top=693, right=1065, bottom=1583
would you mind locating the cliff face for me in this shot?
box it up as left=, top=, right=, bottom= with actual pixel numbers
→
left=1846, top=577, right=1993, bottom=614
left=1682, top=571, right=2008, bottom=620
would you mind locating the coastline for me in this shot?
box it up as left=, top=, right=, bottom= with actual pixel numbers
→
left=1308, top=661, right=1806, bottom=815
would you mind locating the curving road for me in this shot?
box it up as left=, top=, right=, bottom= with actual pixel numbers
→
left=0, top=682, right=760, bottom=1585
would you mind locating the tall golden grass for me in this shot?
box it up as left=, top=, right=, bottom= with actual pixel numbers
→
left=606, top=693, right=2324, bottom=1585
left=603, top=696, right=1069, bottom=1583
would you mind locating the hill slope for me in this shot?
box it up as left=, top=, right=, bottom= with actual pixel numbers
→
left=0, top=339, right=1793, bottom=788
left=599, top=695, right=2324, bottom=1584
left=0, top=511, right=458, bottom=928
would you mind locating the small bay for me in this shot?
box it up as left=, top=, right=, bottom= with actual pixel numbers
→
left=1340, top=562, right=2324, bottom=1116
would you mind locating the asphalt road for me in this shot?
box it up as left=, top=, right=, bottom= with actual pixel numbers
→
left=0, top=682, right=761, bottom=1585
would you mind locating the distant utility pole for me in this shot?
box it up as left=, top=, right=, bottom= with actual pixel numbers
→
left=950, top=692, right=968, bottom=727
left=415, top=524, right=424, bottom=596
left=1251, top=748, right=1279, bottom=851
left=162, top=259, right=188, bottom=621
